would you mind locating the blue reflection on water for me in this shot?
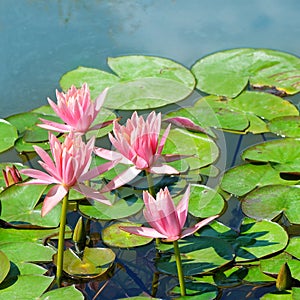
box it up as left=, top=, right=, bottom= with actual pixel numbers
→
left=1, top=0, right=299, bottom=117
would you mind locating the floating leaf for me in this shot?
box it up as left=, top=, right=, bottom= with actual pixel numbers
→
left=188, top=184, right=225, bottom=218
left=242, top=185, right=300, bottom=224
left=268, top=116, right=300, bottom=137
left=60, top=56, right=194, bottom=110
left=79, top=194, right=143, bottom=221
left=163, top=128, right=219, bottom=170
left=0, top=119, right=18, bottom=153
left=192, top=48, right=300, bottom=97
left=242, top=138, right=300, bottom=165
left=0, top=275, right=53, bottom=299
left=0, top=184, right=61, bottom=227
left=102, top=222, right=153, bottom=248
left=40, top=285, right=84, bottom=300
left=221, top=163, right=299, bottom=197
left=157, top=236, right=234, bottom=276
left=54, top=247, right=115, bottom=279
left=0, top=251, right=10, bottom=285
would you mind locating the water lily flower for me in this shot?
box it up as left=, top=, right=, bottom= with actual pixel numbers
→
left=20, top=132, right=116, bottom=216
left=120, top=185, right=219, bottom=241
left=38, top=83, right=113, bottom=134
left=2, top=165, right=22, bottom=187
left=94, top=111, right=183, bottom=192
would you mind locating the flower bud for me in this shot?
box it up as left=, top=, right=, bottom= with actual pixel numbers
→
left=276, top=262, right=292, bottom=291
left=2, top=165, right=22, bottom=187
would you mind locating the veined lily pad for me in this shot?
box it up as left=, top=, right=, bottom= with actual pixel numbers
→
left=157, top=236, right=234, bottom=276
left=0, top=250, right=10, bottom=285
left=163, top=127, right=219, bottom=170
left=260, top=289, right=299, bottom=300
left=0, top=184, right=61, bottom=227
left=54, top=247, right=115, bottom=279
left=220, top=163, right=299, bottom=197
left=60, top=55, right=195, bottom=110
left=242, top=185, right=300, bottom=224
left=268, top=116, right=300, bottom=137
left=188, top=184, right=225, bottom=218
left=102, top=222, right=153, bottom=248
left=242, top=138, right=300, bottom=165
left=192, top=48, right=300, bottom=97
left=0, top=119, right=18, bottom=153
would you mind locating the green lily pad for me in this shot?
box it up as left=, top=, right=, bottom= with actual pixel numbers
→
left=60, top=55, right=194, bottom=110
left=171, top=280, right=218, bottom=299
left=268, top=116, right=300, bottom=137
left=242, top=138, right=300, bottom=165
left=285, top=236, right=300, bottom=260
left=0, top=242, right=55, bottom=266
left=229, top=91, right=298, bottom=121
left=192, top=48, right=300, bottom=97
left=55, top=247, right=115, bottom=279
left=188, top=184, right=225, bottom=218
left=0, top=275, right=53, bottom=299
left=220, top=163, right=299, bottom=197
left=79, top=194, right=143, bottom=221
left=157, top=236, right=234, bottom=276
left=198, top=219, right=288, bottom=262
left=0, top=184, right=61, bottom=227
left=163, top=128, right=219, bottom=170
left=102, top=222, right=153, bottom=248
left=242, top=185, right=300, bottom=224
left=0, top=250, right=10, bottom=284
left=235, top=218, right=289, bottom=262
left=40, top=285, right=84, bottom=300
left=0, top=119, right=18, bottom=153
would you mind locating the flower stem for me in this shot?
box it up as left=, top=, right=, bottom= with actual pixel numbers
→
left=145, top=171, right=155, bottom=197
left=173, top=240, right=186, bottom=296
left=56, top=192, right=69, bottom=287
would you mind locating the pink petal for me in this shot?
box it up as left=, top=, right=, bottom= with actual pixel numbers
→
left=20, top=169, right=59, bottom=184
left=181, top=215, right=219, bottom=239
left=119, top=226, right=166, bottom=239
left=157, top=124, right=171, bottom=155
left=149, top=163, right=179, bottom=175
left=100, top=166, right=141, bottom=192
left=37, top=119, right=72, bottom=133
left=176, top=185, right=190, bottom=228
left=74, top=183, right=112, bottom=206
left=94, top=87, right=109, bottom=111
left=42, top=184, right=68, bottom=216
left=94, top=148, right=130, bottom=164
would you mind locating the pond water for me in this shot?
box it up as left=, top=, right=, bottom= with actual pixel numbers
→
left=1, top=1, right=300, bottom=299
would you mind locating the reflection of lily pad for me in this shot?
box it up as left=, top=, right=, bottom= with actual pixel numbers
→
left=102, top=222, right=153, bottom=248
left=60, top=55, right=195, bottom=110
left=242, top=185, right=300, bottom=224
left=55, top=247, right=115, bottom=279
left=192, top=48, right=300, bottom=97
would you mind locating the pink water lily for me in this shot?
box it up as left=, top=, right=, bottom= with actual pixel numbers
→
left=94, top=111, right=183, bottom=192
left=20, top=132, right=116, bottom=216
left=38, top=83, right=113, bottom=134
left=120, top=185, right=219, bottom=241
left=2, top=165, right=22, bottom=187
